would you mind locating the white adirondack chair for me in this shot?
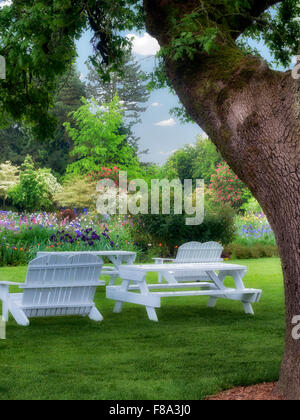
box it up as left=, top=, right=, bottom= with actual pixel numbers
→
left=0, top=254, right=105, bottom=326
left=153, top=241, right=224, bottom=283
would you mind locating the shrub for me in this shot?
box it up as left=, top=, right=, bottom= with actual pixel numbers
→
left=209, top=163, right=248, bottom=209
left=0, top=244, right=30, bottom=267
left=137, top=199, right=236, bottom=255
left=8, top=156, right=59, bottom=212
left=0, top=224, right=56, bottom=266
left=88, top=167, right=121, bottom=185
left=240, top=196, right=263, bottom=214
left=54, top=177, right=97, bottom=210
left=129, top=221, right=171, bottom=260
left=0, top=161, right=20, bottom=208
left=38, top=169, right=63, bottom=197
left=225, top=243, right=279, bottom=259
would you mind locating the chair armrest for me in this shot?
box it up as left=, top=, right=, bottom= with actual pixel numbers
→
left=0, top=282, right=24, bottom=298
left=0, top=283, right=23, bottom=304
left=0, top=282, right=24, bottom=286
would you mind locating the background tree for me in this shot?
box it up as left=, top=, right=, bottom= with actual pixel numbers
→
left=64, top=96, right=141, bottom=179
left=45, top=64, right=87, bottom=174
left=192, top=137, right=224, bottom=184
left=0, top=125, right=29, bottom=167
left=0, top=161, right=19, bottom=208
left=163, top=136, right=224, bottom=184
left=163, top=144, right=196, bottom=182
left=0, top=65, right=86, bottom=175
left=1, top=0, right=300, bottom=399
left=86, top=51, right=150, bottom=154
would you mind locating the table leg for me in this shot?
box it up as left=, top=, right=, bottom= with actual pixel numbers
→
left=207, top=297, right=218, bottom=308
left=146, top=307, right=158, bottom=322
left=163, top=271, right=178, bottom=284
left=154, top=260, right=164, bottom=283
left=158, top=273, right=163, bottom=284
left=139, top=281, right=158, bottom=322
left=0, top=285, right=9, bottom=321
left=109, top=255, right=136, bottom=285
left=232, top=270, right=254, bottom=315
left=126, top=255, right=137, bottom=265
left=113, top=279, right=130, bottom=313
left=107, top=256, right=121, bottom=286
left=207, top=272, right=226, bottom=308
left=108, top=273, right=118, bottom=286
left=242, top=303, right=254, bottom=315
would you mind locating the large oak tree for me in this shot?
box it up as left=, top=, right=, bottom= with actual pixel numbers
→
left=0, top=0, right=300, bottom=399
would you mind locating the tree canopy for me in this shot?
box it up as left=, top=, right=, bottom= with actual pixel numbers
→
left=0, top=65, right=87, bottom=174
left=1, top=1, right=299, bottom=137
left=162, top=136, right=224, bottom=184
left=64, top=95, right=141, bottom=178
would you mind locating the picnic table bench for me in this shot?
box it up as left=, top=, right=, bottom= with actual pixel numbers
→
left=153, top=241, right=224, bottom=283
left=106, top=263, right=262, bottom=322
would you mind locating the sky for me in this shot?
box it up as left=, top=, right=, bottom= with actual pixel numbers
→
left=75, top=31, right=202, bottom=166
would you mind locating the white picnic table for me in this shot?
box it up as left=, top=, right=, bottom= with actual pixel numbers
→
left=106, top=262, right=262, bottom=322
left=37, top=251, right=136, bottom=285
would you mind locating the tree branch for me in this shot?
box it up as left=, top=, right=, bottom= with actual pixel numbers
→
left=224, top=0, right=283, bottom=39
left=145, top=0, right=283, bottom=43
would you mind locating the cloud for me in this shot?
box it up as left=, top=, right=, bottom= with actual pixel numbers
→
left=154, top=118, right=176, bottom=127
left=151, top=102, right=162, bottom=107
left=79, top=72, right=86, bottom=81
left=0, top=0, right=11, bottom=7
left=127, top=33, right=160, bottom=56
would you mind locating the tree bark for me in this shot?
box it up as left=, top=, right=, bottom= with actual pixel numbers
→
left=144, top=0, right=300, bottom=399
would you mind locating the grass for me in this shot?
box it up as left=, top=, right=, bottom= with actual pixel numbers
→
left=0, top=258, right=285, bottom=400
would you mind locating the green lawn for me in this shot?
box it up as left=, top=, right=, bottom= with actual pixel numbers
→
left=0, top=258, right=285, bottom=400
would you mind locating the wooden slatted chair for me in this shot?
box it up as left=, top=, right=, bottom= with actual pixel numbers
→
left=0, top=254, right=105, bottom=326
left=154, top=241, right=224, bottom=283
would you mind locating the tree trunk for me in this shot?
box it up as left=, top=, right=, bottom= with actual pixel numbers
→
left=144, top=0, right=300, bottom=399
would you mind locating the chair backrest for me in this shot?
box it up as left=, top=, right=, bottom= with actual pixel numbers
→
left=22, top=254, right=103, bottom=308
left=175, top=241, right=223, bottom=263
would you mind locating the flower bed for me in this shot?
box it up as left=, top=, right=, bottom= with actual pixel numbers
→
left=225, top=213, right=278, bottom=259
left=0, top=210, right=279, bottom=265
left=0, top=211, right=139, bottom=266
left=235, top=213, right=276, bottom=245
